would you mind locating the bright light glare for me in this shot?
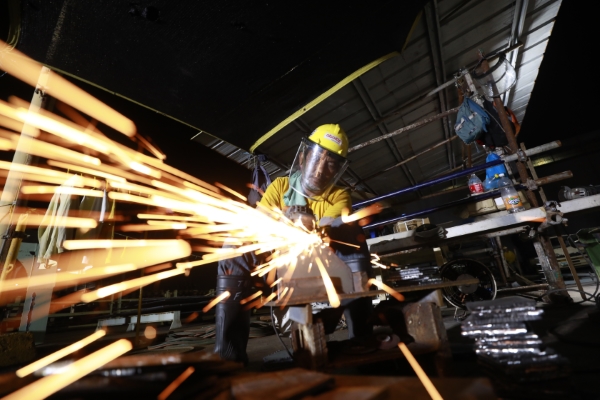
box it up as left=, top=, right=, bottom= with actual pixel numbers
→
left=15, top=330, right=106, bottom=378
left=4, top=339, right=132, bottom=400
left=368, top=278, right=405, bottom=301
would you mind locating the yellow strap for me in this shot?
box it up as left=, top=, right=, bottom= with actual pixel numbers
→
left=249, top=12, right=423, bottom=154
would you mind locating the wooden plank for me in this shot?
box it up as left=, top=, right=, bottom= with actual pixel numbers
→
left=309, top=386, right=387, bottom=400
left=231, top=368, right=333, bottom=400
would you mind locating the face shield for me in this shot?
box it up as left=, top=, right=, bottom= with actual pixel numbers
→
left=289, top=138, right=349, bottom=198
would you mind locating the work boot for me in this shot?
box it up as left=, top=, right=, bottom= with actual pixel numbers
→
left=343, top=297, right=373, bottom=339
left=213, top=275, right=251, bottom=365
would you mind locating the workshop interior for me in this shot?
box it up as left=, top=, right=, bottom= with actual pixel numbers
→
left=1, top=0, right=599, bottom=398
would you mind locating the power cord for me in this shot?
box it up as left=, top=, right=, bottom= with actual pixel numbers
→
left=538, top=265, right=600, bottom=306
left=270, top=306, right=293, bottom=359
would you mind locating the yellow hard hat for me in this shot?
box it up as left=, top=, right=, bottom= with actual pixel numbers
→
left=308, top=124, right=349, bottom=158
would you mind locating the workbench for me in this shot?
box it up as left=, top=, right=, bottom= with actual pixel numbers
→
left=366, top=194, right=600, bottom=255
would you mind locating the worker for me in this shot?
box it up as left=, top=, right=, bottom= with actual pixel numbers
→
left=214, top=124, right=373, bottom=364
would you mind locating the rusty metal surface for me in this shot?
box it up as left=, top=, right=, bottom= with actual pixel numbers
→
left=291, top=321, right=329, bottom=370
left=496, top=284, right=549, bottom=294
left=348, top=107, right=460, bottom=153
left=404, top=302, right=447, bottom=352
left=326, top=302, right=447, bottom=370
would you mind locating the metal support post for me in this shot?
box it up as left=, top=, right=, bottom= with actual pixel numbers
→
left=555, top=233, right=585, bottom=298
left=479, top=57, right=569, bottom=302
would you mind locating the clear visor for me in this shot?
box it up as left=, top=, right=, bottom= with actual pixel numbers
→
left=289, top=138, right=349, bottom=198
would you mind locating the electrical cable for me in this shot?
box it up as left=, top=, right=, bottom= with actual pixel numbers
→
left=539, top=259, right=600, bottom=305
left=270, top=306, right=293, bottom=359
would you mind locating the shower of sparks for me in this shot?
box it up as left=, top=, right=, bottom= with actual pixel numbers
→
left=0, top=44, right=136, bottom=136
left=240, top=290, right=263, bottom=305
left=277, top=287, right=295, bottom=309
left=80, top=267, right=186, bottom=303
left=4, top=339, right=132, bottom=400
left=371, top=260, right=389, bottom=269
left=314, top=255, right=341, bottom=308
left=340, top=203, right=383, bottom=223
left=15, top=330, right=106, bottom=378
left=398, top=342, right=444, bottom=400
left=327, top=239, right=360, bottom=249
left=157, top=366, right=195, bottom=400
left=270, top=277, right=282, bottom=288
left=144, top=326, right=157, bottom=339
left=0, top=39, right=386, bottom=396
left=202, top=291, right=230, bottom=313
left=368, top=278, right=405, bottom=302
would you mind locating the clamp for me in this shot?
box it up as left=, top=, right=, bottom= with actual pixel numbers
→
left=538, top=200, right=568, bottom=232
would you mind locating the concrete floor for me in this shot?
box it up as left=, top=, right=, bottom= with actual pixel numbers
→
left=22, top=282, right=600, bottom=399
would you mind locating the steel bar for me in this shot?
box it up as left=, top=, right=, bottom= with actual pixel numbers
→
left=495, top=237, right=511, bottom=284
left=503, top=140, right=561, bottom=162
left=353, top=159, right=502, bottom=209
left=353, top=140, right=562, bottom=209
left=363, top=171, right=571, bottom=229
left=555, top=233, right=585, bottom=298
left=348, top=107, right=459, bottom=153
left=496, top=284, right=549, bottom=294
left=521, top=142, right=547, bottom=201
left=532, top=240, right=567, bottom=292
left=358, top=135, right=460, bottom=184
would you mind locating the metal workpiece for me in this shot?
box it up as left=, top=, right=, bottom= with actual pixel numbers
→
left=403, top=302, right=448, bottom=352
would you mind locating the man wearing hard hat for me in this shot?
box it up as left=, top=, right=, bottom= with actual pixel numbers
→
left=214, top=124, right=373, bottom=364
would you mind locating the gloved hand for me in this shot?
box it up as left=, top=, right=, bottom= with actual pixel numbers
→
left=284, top=205, right=316, bottom=232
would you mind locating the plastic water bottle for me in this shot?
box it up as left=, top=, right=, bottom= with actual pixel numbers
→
left=497, top=174, right=525, bottom=213
left=468, top=174, right=484, bottom=195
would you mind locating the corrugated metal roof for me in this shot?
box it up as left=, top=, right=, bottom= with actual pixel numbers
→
left=195, top=0, right=562, bottom=204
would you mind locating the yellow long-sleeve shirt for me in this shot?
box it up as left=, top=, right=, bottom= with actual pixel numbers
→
left=258, top=177, right=351, bottom=223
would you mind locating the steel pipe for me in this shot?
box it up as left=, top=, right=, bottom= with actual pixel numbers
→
left=353, top=158, right=504, bottom=209
left=357, top=135, right=460, bottom=184
left=348, top=107, right=460, bottom=153
left=363, top=171, right=572, bottom=229
left=353, top=140, right=562, bottom=209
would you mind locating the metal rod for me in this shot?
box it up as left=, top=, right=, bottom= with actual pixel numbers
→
left=353, top=140, right=562, bottom=209
left=357, top=135, right=460, bottom=184
left=353, top=159, right=504, bottom=208
left=350, top=42, right=524, bottom=141
left=521, top=142, right=547, bottom=203
left=348, top=107, right=459, bottom=153
left=503, top=140, right=561, bottom=162
left=496, top=284, right=549, bottom=294
left=491, top=239, right=509, bottom=287
left=555, top=233, right=585, bottom=298
left=363, top=171, right=572, bottom=229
